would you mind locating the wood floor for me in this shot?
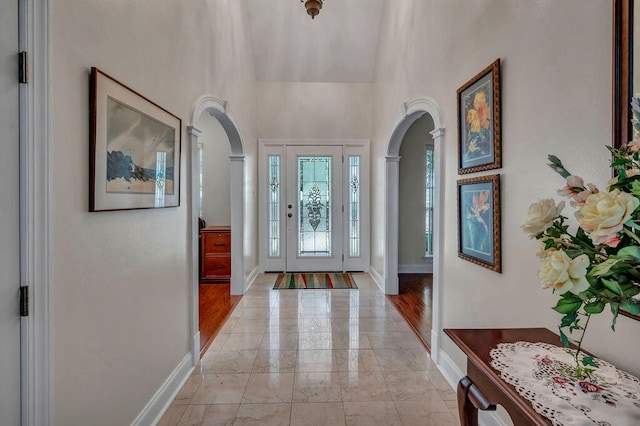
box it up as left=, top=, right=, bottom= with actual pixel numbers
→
left=387, top=273, right=433, bottom=350
left=199, top=284, right=241, bottom=357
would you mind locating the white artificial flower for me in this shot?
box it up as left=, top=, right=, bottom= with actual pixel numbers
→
left=522, top=199, right=565, bottom=238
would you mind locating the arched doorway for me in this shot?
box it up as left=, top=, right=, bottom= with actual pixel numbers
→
left=189, top=96, right=245, bottom=362
left=384, top=98, right=444, bottom=361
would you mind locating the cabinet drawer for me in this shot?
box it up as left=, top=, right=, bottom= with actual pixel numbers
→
left=202, top=232, right=230, bottom=253
left=202, top=255, right=231, bottom=278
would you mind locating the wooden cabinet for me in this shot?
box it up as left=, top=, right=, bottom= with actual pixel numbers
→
left=200, top=226, right=231, bottom=283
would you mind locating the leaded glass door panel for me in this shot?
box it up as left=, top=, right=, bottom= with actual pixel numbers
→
left=286, top=146, right=343, bottom=271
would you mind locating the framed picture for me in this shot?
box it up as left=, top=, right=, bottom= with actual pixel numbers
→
left=457, top=174, right=501, bottom=272
left=457, top=59, right=501, bottom=174
left=89, top=67, right=181, bottom=211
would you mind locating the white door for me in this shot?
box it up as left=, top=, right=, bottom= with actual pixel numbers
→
left=285, top=146, right=343, bottom=271
left=0, top=0, right=22, bottom=423
left=259, top=141, right=370, bottom=273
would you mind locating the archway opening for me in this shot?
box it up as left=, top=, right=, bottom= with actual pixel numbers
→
left=189, top=96, right=245, bottom=361
left=391, top=114, right=435, bottom=349
left=384, top=98, right=444, bottom=361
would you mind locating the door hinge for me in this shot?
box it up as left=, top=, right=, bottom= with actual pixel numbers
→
left=20, top=286, right=29, bottom=317
left=18, top=51, right=28, bottom=84
left=342, top=254, right=344, bottom=261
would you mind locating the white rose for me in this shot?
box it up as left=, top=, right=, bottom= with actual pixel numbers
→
left=575, top=189, right=639, bottom=245
left=538, top=251, right=590, bottom=295
left=522, top=199, right=565, bottom=238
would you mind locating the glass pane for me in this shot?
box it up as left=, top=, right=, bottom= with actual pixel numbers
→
left=298, top=156, right=331, bottom=257
left=425, top=146, right=434, bottom=256
left=349, top=156, right=360, bottom=257
left=268, top=155, right=281, bottom=257
left=154, top=151, right=167, bottom=207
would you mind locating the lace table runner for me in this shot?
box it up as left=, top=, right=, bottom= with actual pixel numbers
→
left=489, top=341, right=640, bottom=426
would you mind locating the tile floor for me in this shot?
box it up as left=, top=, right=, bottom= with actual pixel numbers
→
left=159, top=274, right=459, bottom=426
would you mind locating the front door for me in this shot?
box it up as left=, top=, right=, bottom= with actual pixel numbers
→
left=285, top=146, right=343, bottom=271
left=0, top=0, right=22, bottom=423
left=260, top=141, right=369, bottom=273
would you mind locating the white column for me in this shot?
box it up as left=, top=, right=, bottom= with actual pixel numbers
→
left=384, top=156, right=401, bottom=295
left=429, top=127, right=445, bottom=364
left=229, top=155, right=245, bottom=295
left=187, top=126, right=202, bottom=366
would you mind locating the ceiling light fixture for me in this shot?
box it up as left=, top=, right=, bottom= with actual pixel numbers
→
left=301, top=0, right=324, bottom=19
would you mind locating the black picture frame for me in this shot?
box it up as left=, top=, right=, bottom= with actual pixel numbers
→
left=89, top=67, right=182, bottom=211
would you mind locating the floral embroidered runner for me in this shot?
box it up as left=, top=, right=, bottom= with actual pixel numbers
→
left=489, top=341, right=640, bottom=426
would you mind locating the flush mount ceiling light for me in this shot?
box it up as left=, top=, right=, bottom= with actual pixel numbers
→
left=301, top=0, right=324, bottom=19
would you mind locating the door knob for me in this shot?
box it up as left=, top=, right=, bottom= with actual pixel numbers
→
left=288, top=204, right=292, bottom=209
left=288, top=213, right=292, bottom=218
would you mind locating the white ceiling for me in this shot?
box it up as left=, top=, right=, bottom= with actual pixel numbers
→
left=246, top=0, right=385, bottom=83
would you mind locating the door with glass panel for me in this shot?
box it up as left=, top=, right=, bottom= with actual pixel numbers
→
left=260, top=142, right=369, bottom=273
left=284, top=146, right=342, bottom=271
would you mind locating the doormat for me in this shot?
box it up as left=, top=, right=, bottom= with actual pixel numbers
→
left=273, top=273, right=357, bottom=289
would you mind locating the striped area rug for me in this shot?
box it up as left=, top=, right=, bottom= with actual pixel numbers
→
left=273, top=273, right=357, bottom=289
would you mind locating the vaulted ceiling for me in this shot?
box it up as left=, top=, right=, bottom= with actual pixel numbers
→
left=246, top=0, right=385, bottom=83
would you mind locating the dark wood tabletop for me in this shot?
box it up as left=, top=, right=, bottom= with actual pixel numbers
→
left=443, top=328, right=572, bottom=426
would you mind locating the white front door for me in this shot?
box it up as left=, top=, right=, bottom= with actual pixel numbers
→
left=259, top=140, right=370, bottom=274
left=0, top=0, right=22, bottom=423
left=285, top=146, right=343, bottom=271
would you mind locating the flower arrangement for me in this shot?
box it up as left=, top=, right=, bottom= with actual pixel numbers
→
left=522, top=97, right=640, bottom=376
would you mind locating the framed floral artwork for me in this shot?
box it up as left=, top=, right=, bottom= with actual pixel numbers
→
left=457, top=59, right=501, bottom=174
left=458, top=174, right=501, bottom=272
left=89, top=67, right=181, bottom=211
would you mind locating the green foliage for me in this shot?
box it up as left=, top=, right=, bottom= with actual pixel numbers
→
left=601, top=278, right=624, bottom=296
left=584, top=300, right=605, bottom=314
left=581, top=356, right=598, bottom=368
left=547, top=155, right=572, bottom=178
left=553, top=296, right=583, bottom=314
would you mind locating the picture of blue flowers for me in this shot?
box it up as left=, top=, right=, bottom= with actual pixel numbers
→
left=458, top=174, right=501, bottom=272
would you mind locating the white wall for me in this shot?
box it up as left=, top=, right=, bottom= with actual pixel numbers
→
left=50, top=0, right=256, bottom=424
left=399, top=114, right=434, bottom=265
left=372, top=0, right=640, bottom=380
left=255, top=82, right=373, bottom=139
left=199, top=112, right=231, bottom=226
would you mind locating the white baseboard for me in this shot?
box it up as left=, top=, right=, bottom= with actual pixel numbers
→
left=132, top=353, right=194, bottom=426
left=398, top=263, right=433, bottom=274
left=368, top=265, right=384, bottom=292
left=436, top=349, right=511, bottom=426
left=436, top=348, right=463, bottom=391
left=244, top=266, right=259, bottom=292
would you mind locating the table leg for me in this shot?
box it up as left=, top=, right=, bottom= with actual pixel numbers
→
left=457, top=376, right=497, bottom=426
left=458, top=376, right=478, bottom=426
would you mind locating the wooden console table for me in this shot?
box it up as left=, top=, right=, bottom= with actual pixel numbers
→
left=444, top=328, right=568, bottom=426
